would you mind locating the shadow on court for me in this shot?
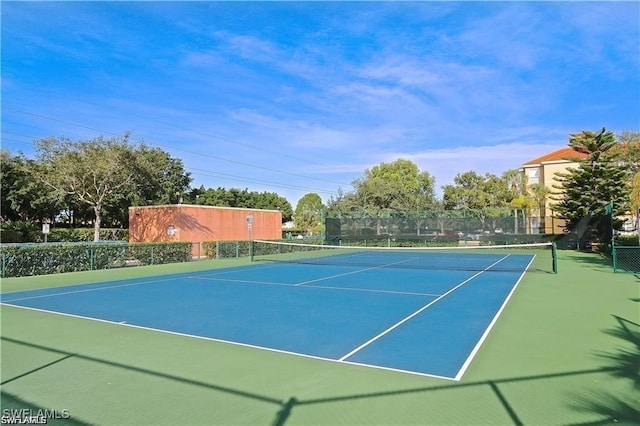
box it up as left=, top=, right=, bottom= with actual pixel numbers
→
left=3, top=332, right=638, bottom=426
left=560, top=250, right=613, bottom=271
left=0, top=392, right=92, bottom=425
left=565, top=313, right=640, bottom=424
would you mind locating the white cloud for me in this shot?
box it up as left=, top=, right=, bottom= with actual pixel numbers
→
left=392, top=142, right=565, bottom=191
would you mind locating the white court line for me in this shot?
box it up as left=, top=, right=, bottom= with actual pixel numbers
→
left=294, top=257, right=420, bottom=286
left=306, top=284, right=440, bottom=298
left=2, top=262, right=284, bottom=302
left=189, top=276, right=289, bottom=286
left=0, top=302, right=457, bottom=381
left=190, top=275, right=440, bottom=298
left=1, top=276, right=185, bottom=302
left=338, top=254, right=512, bottom=362
left=197, top=262, right=282, bottom=277
left=453, top=255, right=536, bottom=380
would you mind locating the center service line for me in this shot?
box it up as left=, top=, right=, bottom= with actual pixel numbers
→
left=294, top=257, right=420, bottom=286
left=338, top=254, right=511, bottom=362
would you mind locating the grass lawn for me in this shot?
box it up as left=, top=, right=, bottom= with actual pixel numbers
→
left=1, top=251, right=638, bottom=425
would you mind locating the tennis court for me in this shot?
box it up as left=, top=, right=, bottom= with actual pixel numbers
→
left=1, top=249, right=638, bottom=425
left=0, top=241, right=551, bottom=381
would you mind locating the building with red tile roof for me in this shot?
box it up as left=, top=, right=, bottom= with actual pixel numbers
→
left=522, top=147, right=588, bottom=166
left=520, top=147, right=586, bottom=234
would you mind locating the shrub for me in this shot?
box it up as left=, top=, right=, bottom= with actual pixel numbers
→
left=0, top=241, right=190, bottom=277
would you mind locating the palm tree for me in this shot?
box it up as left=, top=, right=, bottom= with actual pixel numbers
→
left=510, top=194, right=535, bottom=234
left=529, top=183, right=550, bottom=233
left=502, top=168, right=527, bottom=199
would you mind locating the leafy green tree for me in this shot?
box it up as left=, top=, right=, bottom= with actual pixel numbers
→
left=101, top=146, right=192, bottom=227
left=443, top=170, right=524, bottom=231
left=183, top=186, right=292, bottom=222
left=254, top=191, right=293, bottom=221
left=551, top=128, right=630, bottom=226
left=294, top=193, right=325, bottom=235
left=353, top=159, right=437, bottom=212
left=614, top=131, right=640, bottom=175
left=326, top=188, right=359, bottom=213
left=32, top=134, right=146, bottom=241
left=442, top=171, right=513, bottom=210
left=328, top=159, right=437, bottom=236
left=0, top=150, right=63, bottom=222
left=630, top=171, right=640, bottom=223
left=442, top=171, right=486, bottom=210
left=612, top=131, right=640, bottom=218
left=132, top=146, right=192, bottom=205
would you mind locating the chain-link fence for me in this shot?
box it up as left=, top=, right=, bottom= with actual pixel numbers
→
left=325, top=209, right=527, bottom=244
left=202, top=241, right=252, bottom=259
left=612, top=245, right=640, bottom=273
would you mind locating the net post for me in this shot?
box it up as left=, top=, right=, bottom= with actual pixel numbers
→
left=552, top=242, right=558, bottom=274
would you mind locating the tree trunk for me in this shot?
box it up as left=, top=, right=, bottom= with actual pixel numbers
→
left=93, top=204, right=102, bottom=241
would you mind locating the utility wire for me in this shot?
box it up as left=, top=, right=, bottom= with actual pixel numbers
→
left=4, top=106, right=351, bottom=186
left=4, top=84, right=337, bottom=169
left=189, top=167, right=334, bottom=194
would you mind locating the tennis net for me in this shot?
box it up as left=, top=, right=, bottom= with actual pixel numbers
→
left=251, top=240, right=558, bottom=273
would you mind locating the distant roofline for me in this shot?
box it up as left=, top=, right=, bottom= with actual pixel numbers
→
left=128, top=204, right=282, bottom=213
left=522, top=147, right=587, bottom=166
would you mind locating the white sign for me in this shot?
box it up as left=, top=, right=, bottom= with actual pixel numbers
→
left=42, top=224, right=50, bottom=234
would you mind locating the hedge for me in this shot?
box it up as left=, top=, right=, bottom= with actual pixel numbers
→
left=0, top=242, right=191, bottom=278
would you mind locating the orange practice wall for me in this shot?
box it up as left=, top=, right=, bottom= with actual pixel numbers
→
left=129, top=205, right=282, bottom=245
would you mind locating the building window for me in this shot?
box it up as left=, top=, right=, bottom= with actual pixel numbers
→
left=527, top=168, right=540, bottom=185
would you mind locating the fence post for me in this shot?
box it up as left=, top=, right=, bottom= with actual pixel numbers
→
left=151, top=246, right=154, bottom=265
left=612, top=244, right=617, bottom=272
left=1, top=250, right=5, bottom=278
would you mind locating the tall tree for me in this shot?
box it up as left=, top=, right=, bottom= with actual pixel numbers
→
left=132, top=146, right=192, bottom=205
left=1, top=150, right=63, bottom=222
left=326, top=188, right=361, bottom=213
left=442, top=171, right=513, bottom=210
left=614, top=131, right=640, bottom=175
left=101, top=145, right=192, bottom=227
left=568, top=127, right=617, bottom=165
left=353, top=159, right=437, bottom=212
left=294, top=193, right=325, bottom=235
left=630, top=172, right=640, bottom=225
left=183, top=186, right=292, bottom=221
left=551, top=128, right=629, bottom=225
left=33, top=134, right=144, bottom=241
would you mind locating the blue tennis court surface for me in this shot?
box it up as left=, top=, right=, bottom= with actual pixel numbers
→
left=1, top=252, right=535, bottom=380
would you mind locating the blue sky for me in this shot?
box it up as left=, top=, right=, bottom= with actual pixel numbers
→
left=2, top=1, right=639, bottom=206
